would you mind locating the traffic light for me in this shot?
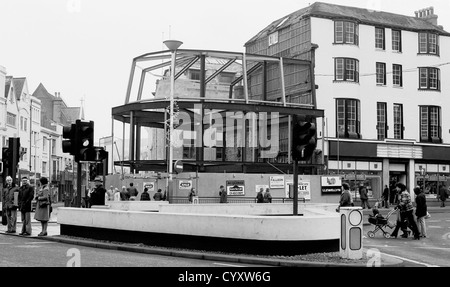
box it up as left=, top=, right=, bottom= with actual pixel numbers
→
left=76, top=120, right=94, bottom=162
left=62, top=123, right=77, bottom=155
left=88, top=162, right=98, bottom=181
left=292, top=119, right=317, bottom=161
left=62, top=120, right=94, bottom=162
left=2, top=147, right=11, bottom=168
left=81, top=146, right=107, bottom=162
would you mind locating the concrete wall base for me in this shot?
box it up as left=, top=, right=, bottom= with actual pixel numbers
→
left=60, top=224, right=339, bottom=256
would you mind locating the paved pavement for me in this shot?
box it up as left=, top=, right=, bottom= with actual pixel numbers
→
left=1, top=203, right=449, bottom=267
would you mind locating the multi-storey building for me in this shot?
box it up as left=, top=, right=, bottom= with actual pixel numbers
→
left=245, top=2, right=450, bottom=200
left=32, top=83, right=84, bottom=186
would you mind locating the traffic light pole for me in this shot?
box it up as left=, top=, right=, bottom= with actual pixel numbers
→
left=293, top=159, right=299, bottom=216
left=76, top=161, right=82, bottom=207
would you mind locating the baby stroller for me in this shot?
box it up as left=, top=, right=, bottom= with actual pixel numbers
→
left=367, top=208, right=397, bottom=239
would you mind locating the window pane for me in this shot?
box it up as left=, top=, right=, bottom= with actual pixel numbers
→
left=429, top=68, right=438, bottom=89
left=419, top=68, right=428, bottom=89
left=419, top=33, right=428, bottom=53
left=377, top=102, right=386, bottom=140
left=335, top=58, right=344, bottom=80
left=429, top=34, right=437, bottom=54
left=420, top=106, right=428, bottom=139
left=392, top=30, right=401, bottom=51
left=376, top=63, right=385, bottom=84
left=345, top=59, right=355, bottom=81
left=394, top=104, right=403, bottom=139
left=345, top=22, right=355, bottom=44
left=335, top=21, right=343, bottom=43
left=347, top=100, right=357, bottom=133
left=375, top=28, right=384, bottom=49
left=430, top=107, right=439, bottom=138
left=393, top=65, right=402, bottom=86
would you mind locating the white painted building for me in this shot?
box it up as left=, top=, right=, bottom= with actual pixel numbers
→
left=245, top=2, right=450, bottom=199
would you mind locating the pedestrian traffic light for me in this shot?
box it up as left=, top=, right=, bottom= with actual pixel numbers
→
left=292, top=119, right=317, bottom=161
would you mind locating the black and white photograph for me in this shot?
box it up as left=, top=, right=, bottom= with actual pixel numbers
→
left=1, top=0, right=450, bottom=276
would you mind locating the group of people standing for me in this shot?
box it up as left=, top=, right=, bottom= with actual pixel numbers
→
left=2, top=176, right=52, bottom=236
left=84, top=180, right=167, bottom=207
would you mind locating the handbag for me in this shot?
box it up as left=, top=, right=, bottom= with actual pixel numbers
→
left=39, top=197, right=49, bottom=208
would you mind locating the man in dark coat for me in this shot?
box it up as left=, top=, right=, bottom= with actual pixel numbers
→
left=3, top=176, right=19, bottom=233
left=438, top=184, right=447, bottom=207
left=18, top=177, right=34, bottom=236
left=90, top=177, right=106, bottom=206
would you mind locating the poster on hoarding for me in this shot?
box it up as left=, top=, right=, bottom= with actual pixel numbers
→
left=269, top=176, right=285, bottom=189
left=285, top=180, right=311, bottom=200
left=226, top=180, right=245, bottom=196
left=143, top=182, right=156, bottom=192
left=321, top=176, right=342, bottom=194
left=178, top=180, right=193, bottom=190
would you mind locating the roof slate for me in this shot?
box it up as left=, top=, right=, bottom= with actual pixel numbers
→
left=246, top=2, right=450, bottom=45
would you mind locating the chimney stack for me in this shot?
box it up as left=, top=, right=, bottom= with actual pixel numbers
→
left=415, top=7, right=438, bottom=26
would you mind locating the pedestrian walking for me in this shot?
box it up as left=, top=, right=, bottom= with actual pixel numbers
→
left=3, top=176, right=19, bottom=233
left=34, top=177, right=51, bottom=236
left=382, top=185, right=389, bottom=208
left=256, top=187, right=264, bottom=203
left=140, top=188, right=151, bottom=201
left=219, top=185, right=228, bottom=203
left=153, top=189, right=164, bottom=201
left=263, top=188, right=272, bottom=203
left=414, top=186, right=428, bottom=238
left=438, top=184, right=447, bottom=207
left=359, top=184, right=371, bottom=209
left=127, top=183, right=139, bottom=201
left=18, top=176, right=34, bottom=236
left=393, top=182, right=420, bottom=240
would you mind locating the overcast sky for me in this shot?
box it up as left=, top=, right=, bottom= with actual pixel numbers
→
left=1, top=0, right=450, bottom=143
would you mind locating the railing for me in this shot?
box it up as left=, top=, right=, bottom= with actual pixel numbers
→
left=169, top=196, right=306, bottom=204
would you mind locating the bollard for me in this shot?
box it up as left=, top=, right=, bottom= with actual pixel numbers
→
left=339, top=206, right=363, bottom=259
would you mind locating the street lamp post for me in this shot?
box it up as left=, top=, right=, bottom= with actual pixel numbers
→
left=163, top=39, right=183, bottom=201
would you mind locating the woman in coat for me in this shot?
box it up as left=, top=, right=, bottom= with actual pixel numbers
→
left=34, top=177, right=50, bottom=236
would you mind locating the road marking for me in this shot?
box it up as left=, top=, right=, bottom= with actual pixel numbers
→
left=365, top=244, right=396, bottom=248
left=428, top=226, right=442, bottom=228
left=416, top=247, right=450, bottom=251
left=380, top=252, right=440, bottom=267
left=15, top=245, right=40, bottom=248
left=213, top=263, right=245, bottom=267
